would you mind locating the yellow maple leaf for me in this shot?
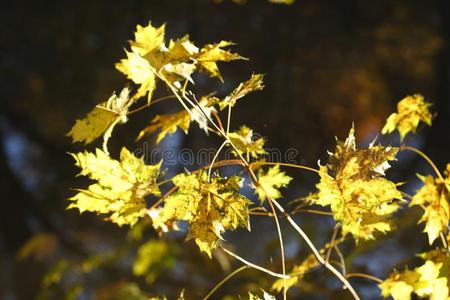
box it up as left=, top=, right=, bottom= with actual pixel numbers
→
left=137, top=110, right=191, bottom=144
left=382, top=94, right=433, bottom=141
left=197, top=41, right=245, bottom=81
left=411, top=166, right=450, bottom=245
left=379, top=269, right=419, bottom=300
left=116, top=50, right=156, bottom=101
left=69, top=147, right=161, bottom=226
left=218, top=74, right=265, bottom=110
left=228, top=125, right=266, bottom=160
left=130, top=22, right=166, bottom=56
left=153, top=173, right=250, bottom=257
left=254, top=165, right=292, bottom=202
left=67, top=88, right=132, bottom=144
left=17, top=233, right=57, bottom=262
left=380, top=250, right=450, bottom=300
left=307, top=127, right=402, bottom=240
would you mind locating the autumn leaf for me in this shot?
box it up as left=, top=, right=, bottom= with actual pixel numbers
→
left=130, top=22, right=166, bottom=56
left=380, top=250, right=450, bottom=300
left=254, top=165, right=292, bottom=202
left=410, top=164, right=450, bottom=245
left=197, top=41, right=245, bottom=81
left=116, top=50, right=157, bottom=101
left=307, top=127, right=402, bottom=240
left=137, top=110, right=191, bottom=144
left=153, top=172, right=250, bottom=257
left=67, top=88, right=132, bottom=144
left=69, top=148, right=161, bottom=226
left=228, top=125, right=266, bottom=159
left=218, top=74, right=265, bottom=110
left=382, top=94, right=433, bottom=141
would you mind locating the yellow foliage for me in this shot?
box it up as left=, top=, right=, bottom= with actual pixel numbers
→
left=67, top=88, right=132, bottom=144
left=254, top=165, right=292, bottom=202
left=116, top=22, right=244, bottom=103
left=307, top=127, right=402, bottom=240
left=137, top=111, right=191, bottom=144
left=228, top=125, right=266, bottom=159
left=382, top=94, right=433, bottom=141
left=152, top=172, right=250, bottom=257
left=380, top=250, right=450, bottom=300
left=218, top=74, right=265, bottom=109
left=411, top=165, right=450, bottom=244
left=69, top=148, right=161, bottom=226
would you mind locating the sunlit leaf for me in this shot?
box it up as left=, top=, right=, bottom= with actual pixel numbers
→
left=69, top=148, right=161, bottom=226
left=137, top=110, right=191, bottom=144
left=254, top=165, right=292, bottom=202
left=382, top=94, right=433, bottom=141
left=228, top=125, right=266, bottom=159
left=197, top=41, right=245, bottom=81
left=307, top=127, right=402, bottom=240
left=67, top=88, right=132, bottom=144
left=410, top=166, right=450, bottom=245
left=219, top=74, right=264, bottom=110
left=153, top=172, right=250, bottom=257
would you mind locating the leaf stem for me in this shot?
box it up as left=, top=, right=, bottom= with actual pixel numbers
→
left=400, top=145, right=445, bottom=182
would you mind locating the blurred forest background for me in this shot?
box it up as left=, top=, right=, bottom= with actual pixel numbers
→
left=0, top=0, right=449, bottom=299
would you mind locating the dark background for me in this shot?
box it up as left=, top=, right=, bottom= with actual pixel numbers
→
left=0, top=0, right=449, bottom=299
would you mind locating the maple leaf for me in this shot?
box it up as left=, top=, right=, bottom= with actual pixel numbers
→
left=380, top=251, right=450, bottom=300
left=411, top=165, right=450, bottom=245
left=382, top=94, right=433, bottom=141
left=137, top=110, right=191, bottom=144
left=254, top=165, right=292, bottom=202
left=307, top=127, right=402, bottom=240
left=116, top=50, right=157, bottom=101
left=130, top=22, right=166, bottom=56
left=69, top=148, right=161, bottom=226
left=218, top=74, right=265, bottom=110
left=197, top=41, right=245, bottom=81
left=153, top=172, right=250, bottom=257
left=67, top=88, right=132, bottom=144
left=228, top=125, right=266, bottom=159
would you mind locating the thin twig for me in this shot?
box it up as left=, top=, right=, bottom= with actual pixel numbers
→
left=220, top=246, right=289, bottom=279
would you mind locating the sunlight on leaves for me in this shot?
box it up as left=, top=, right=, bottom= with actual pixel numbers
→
left=382, top=94, right=433, bottom=141
left=307, top=127, right=402, bottom=240
left=69, top=148, right=161, bottom=226
left=411, top=164, right=450, bottom=245
left=67, top=88, right=132, bottom=144
left=254, top=165, right=292, bottom=203
left=153, top=172, right=250, bottom=257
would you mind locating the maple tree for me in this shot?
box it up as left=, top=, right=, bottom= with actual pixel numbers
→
left=17, top=13, right=447, bottom=299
